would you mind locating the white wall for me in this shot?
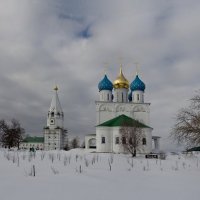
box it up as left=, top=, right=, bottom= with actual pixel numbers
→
left=96, top=101, right=150, bottom=126
left=132, top=90, right=144, bottom=103
left=96, top=127, right=152, bottom=154
left=85, top=135, right=96, bottom=149
left=19, top=142, right=44, bottom=150
left=96, top=127, right=113, bottom=152
left=44, top=128, right=65, bottom=150
left=113, top=88, right=128, bottom=103
left=99, top=90, right=112, bottom=102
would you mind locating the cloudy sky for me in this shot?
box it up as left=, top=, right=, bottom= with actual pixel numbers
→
left=0, top=0, right=200, bottom=150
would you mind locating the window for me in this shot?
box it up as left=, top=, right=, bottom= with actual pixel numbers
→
left=142, top=138, right=146, bottom=145
left=122, top=93, right=123, bottom=102
left=51, top=112, right=54, bottom=117
left=107, top=93, right=109, bottom=101
left=122, top=137, right=126, bottom=144
left=101, top=137, right=105, bottom=144
left=115, top=137, right=119, bottom=144
left=137, top=94, right=139, bottom=101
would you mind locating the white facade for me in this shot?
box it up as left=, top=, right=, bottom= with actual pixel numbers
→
left=113, top=88, right=128, bottom=103
left=99, top=90, right=112, bottom=102
left=96, top=101, right=150, bottom=126
left=85, top=67, right=158, bottom=154
left=19, top=142, right=44, bottom=150
left=96, top=127, right=152, bottom=153
left=132, top=90, right=144, bottom=103
left=85, top=134, right=96, bottom=149
left=44, top=87, right=66, bottom=150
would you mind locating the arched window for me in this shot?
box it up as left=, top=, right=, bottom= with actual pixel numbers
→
left=122, top=93, right=123, bottom=102
left=107, top=93, right=109, bottom=101
left=142, top=138, right=146, bottom=145
left=51, top=112, right=54, bottom=117
left=101, top=137, right=105, bottom=144
left=137, top=94, right=139, bottom=101
left=115, top=137, right=119, bottom=144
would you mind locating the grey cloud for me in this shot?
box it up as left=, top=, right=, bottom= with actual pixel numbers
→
left=0, top=0, right=200, bottom=150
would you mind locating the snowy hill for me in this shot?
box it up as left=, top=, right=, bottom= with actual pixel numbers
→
left=0, top=148, right=200, bottom=200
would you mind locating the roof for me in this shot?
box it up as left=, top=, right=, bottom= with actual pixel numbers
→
left=113, top=67, right=129, bottom=89
left=86, top=134, right=96, bottom=136
left=152, top=136, right=161, bottom=139
left=97, top=114, right=152, bottom=128
left=22, top=137, right=44, bottom=143
left=98, top=74, right=113, bottom=91
left=130, top=75, right=145, bottom=92
left=49, top=88, right=63, bottom=113
left=187, top=146, right=200, bottom=152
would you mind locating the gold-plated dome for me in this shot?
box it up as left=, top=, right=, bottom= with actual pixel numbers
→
left=113, top=66, right=129, bottom=89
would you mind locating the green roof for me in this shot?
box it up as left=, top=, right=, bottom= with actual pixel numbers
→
left=187, top=146, right=200, bottom=152
left=97, top=114, right=152, bottom=128
left=23, top=137, right=44, bottom=143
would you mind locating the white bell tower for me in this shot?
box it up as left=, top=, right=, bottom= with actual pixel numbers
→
left=47, top=86, right=64, bottom=128
left=44, top=86, right=65, bottom=150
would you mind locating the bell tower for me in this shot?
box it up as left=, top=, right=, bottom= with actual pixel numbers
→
left=44, top=86, right=65, bottom=150
left=47, top=86, right=64, bottom=129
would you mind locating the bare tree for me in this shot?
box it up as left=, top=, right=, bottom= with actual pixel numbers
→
left=171, top=92, right=200, bottom=147
left=70, top=137, right=80, bottom=149
left=120, top=123, right=145, bottom=157
left=64, top=129, right=70, bottom=151
left=0, top=119, right=25, bottom=148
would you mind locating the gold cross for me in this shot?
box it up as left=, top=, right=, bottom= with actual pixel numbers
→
left=118, top=56, right=124, bottom=66
left=103, top=62, right=109, bottom=75
left=134, top=62, right=140, bottom=75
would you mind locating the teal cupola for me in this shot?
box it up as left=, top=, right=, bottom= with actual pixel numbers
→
left=98, top=74, right=113, bottom=91
left=130, top=75, right=145, bottom=92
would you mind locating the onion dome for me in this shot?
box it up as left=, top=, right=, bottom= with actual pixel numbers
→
left=98, top=74, right=113, bottom=91
left=113, top=66, right=129, bottom=89
left=128, top=91, right=132, bottom=102
left=130, top=75, right=145, bottom=92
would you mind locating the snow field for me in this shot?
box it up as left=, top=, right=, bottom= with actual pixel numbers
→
left=0, top=149, right=200, bottom=200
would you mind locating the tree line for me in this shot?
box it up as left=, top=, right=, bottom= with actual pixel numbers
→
left=0, top=118, right=82, bottom=150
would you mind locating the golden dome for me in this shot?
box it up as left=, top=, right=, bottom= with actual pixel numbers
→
left=113, top=66, right=129, bottom=89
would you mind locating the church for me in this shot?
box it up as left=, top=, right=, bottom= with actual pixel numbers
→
left=85, top=66, right=160, bottom=153
left=20, top=65, right=160, bottom=153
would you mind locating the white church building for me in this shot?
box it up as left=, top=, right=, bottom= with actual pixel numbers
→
left=85, top=66, right=160, bottom=154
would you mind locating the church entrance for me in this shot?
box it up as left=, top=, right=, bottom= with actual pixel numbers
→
left=88, top=138, right=96, bottom=149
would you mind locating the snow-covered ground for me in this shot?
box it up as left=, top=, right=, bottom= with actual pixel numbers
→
left=0, top=149, right=199, bottom=200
